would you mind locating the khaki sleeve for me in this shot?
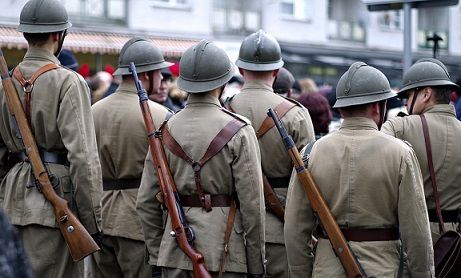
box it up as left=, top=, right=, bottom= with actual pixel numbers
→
left=57, top=77, right=102, bottom=234
left=229, top=125, right=266, bottom=274
left=381, top=117, right=402, bottom=138
left=398, top=148, right=435, bottom=278
left=287, top=106, right=315, bottom=150
left=136, top=149, right=164, bottom=265
left=285, top=155, right=315, bottom=278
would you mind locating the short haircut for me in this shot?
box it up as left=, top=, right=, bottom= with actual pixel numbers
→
left=432, top=86, right=451, bottom=104
left=23, top=32, right=52, bottom=47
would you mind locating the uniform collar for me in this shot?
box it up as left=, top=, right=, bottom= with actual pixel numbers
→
left=186, top=93, right=222, bottom=108
left=116, top=82, right=137, bottom=94
left=340, top=117, right=378, bottom=131
left=422, top=104, right=456, bottom=117
left=241, top=80, right=274, bottom=93
left=23, top=47, right=60, bottom=65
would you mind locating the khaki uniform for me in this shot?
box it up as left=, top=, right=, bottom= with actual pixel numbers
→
left=227, top=80, right=315, bottom=277
left=285, top=117, right=434, bottom=278
left=0, top=47, right=102, bottom=277
left=90, top=82, right=170, bottom=277
left=382, top=104, right=461, bottom=241
left=136, top=93, right=265, bottom=276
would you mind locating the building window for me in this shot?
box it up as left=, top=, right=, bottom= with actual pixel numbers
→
left=328, top=0, right=366, bottom=42
left=417, top=7, right=449, bottom=51
left=379, top=10, right=401, bottom=30
left=213, top=0, right=261, bottom=36
left=280, top=0, right=312, bottom=21
left=61, top=0, right=127, bottom=25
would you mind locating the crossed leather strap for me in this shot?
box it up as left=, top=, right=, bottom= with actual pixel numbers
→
left=13, top=64, right=60, bottom=125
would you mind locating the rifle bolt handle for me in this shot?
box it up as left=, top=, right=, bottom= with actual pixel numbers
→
left=169, top=231, right=176, bottom=238
left=67, top=225, right=75, bottom=233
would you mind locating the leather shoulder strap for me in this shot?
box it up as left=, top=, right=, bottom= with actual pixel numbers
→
left=256, top=100, right=296, bottom=139
left=12, top=63, right=60, bottom=125
left=13, top=63, right=60, bottom=89
left=199, top=118, right=246, bottom=165
left=420, top=114, right=445, bottom=233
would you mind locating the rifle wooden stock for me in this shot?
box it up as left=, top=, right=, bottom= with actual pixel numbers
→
left=0, top=49, right=99, bottom=262
left=129, top=63, right=211, bottom=278
left=262, top=175, right=285, bottom=222
left=267, top=108, right=366, bottom=278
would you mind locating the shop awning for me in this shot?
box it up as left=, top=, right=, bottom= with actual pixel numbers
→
left=0, top=25, right=199, bottom=57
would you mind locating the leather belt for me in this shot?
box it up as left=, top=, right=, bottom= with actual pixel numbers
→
left=179, top=194, right=232, bottom=207
left=428, top=209, right=461, bottom=223
left=103, top=178, right=141, bottom=191
left=9, top=150, right=69, bottom=166
left=317, top=226, right=400, bottom=242
left=267, top=177, right=290, bottom=188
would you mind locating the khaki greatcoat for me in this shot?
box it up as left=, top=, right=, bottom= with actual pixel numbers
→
left=285, top=117, right=434, bottom=278
left=90, top=82, right=170, bottom=277
left=382, top=104, right=461, bottom=240
left=136, top=93, right=265, bottom=275
left=227, top=80, right=315, bottom=277
left=0, top=47, right=102, bottom=276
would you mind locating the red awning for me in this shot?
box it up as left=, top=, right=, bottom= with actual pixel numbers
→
left=0, top=25, right=198, bottom=57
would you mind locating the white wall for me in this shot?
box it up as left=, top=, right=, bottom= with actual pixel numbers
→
left=448, top=4, right=461, bottom=56
left=262, top=0, right=327, bottom=44
left=128, top=0, right=211, bottom=38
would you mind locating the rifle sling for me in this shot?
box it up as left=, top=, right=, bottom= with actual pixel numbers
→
left=161, top=118, right=246, bottom=212
left=219, top=200, right=237, bottom=278
left=13, top=64, right=60, bottom=125
left=420, top=114, right=445, bottom=233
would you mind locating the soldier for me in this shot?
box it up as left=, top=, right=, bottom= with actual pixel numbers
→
left=136, top=40, right=265, bottom=277
left=285, top=62, right=434, bottom=277
left=225, top=29, right=315, bottom=277
left=90, top=38, right=172, bottom=278
left=381, top=58, right=461, bottom=242
left=0, top=0, right=102, bottom=277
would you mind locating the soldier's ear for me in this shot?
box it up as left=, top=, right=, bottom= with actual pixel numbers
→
left=421, top=87, right=433, bottom=103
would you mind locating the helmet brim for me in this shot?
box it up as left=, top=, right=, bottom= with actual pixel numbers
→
left=113, top=61, right=173, bottom=76
left=18, top=22, right=72, bottom=33
left=235, top=59, right=283, bottom=71
left=398, top=80, right=460, bottom=97
left=333, top=90, right=397, bottom=108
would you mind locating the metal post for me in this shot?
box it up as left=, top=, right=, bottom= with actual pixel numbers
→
left=403, top=1, right=412, bottom=75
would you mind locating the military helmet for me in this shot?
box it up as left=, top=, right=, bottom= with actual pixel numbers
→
left=113, top=37, right=173, bottom=76
left=177, top=40, right=234, bottom=93
left=236, top=30, right=284, bottom=71
left=334, top=62, right=396, bottom=108
left=18, top=0, right=72, bottom=33
left=398, top=58, right=459, bottom=97
left=273, top=67, right=295, bottom=94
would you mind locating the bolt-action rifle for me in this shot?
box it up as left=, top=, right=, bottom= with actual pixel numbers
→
left=0, top=49, right=99, bottom=262
left=129, top=63, right=210, bottom=278
left=268, top=108, right=367, bottom=278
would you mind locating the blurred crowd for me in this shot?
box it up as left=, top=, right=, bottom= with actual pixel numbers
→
left=58, top=47, right=461, bottom=138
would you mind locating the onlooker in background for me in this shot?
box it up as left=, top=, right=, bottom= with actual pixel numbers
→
left=273, top=67, right=295, bottom=98
left=78, top=63, right=91, bottom=80
left=298, top=77, right=318, bottom=94
left=57, top=49, right=78, bottom=72
left=89, top=71, right=113, bottom=104
left=101, top=64, right=120, bottom=99
left=148, top=67, right=182, bottom=112
left=0, top=208, right=34, bottom=278
left=297, top=92, right=332, bottom=139
left=168, top=78, right=187, bottom=109
left=221, top=75, right=243, bottom=103
left=455, top=77, right=461, bottom=120
left=325, top=89, right=342, bottom=133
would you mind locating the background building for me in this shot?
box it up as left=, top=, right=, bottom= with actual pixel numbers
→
left=1, top=0, right=461, bottom=86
